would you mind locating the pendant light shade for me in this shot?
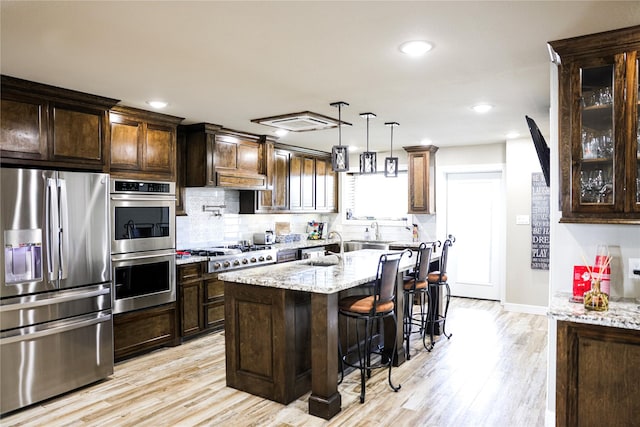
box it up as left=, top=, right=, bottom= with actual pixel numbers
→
left=359, top=112, right=377, bottom=174
left=330, top=101, right=349, bottom=172
left=384, top=121, right=399, bottom=177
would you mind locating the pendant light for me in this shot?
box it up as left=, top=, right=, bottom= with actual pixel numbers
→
left=359, top=112, right=377, bottom=174
left=330, top=101, right=349, bottom=172
left=384, top=121, right=399, bottom=177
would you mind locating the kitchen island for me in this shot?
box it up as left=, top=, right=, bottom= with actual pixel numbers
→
left=549, top=293, right=640, bottom=426
left=218, top=249, right=414, bottom=419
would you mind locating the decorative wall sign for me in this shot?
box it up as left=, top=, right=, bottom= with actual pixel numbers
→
left=531, top=172, right=550, bottom=270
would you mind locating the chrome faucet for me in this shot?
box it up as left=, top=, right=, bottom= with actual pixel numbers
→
left=327, top=231, right=344, bottom=259
left=371, top=221, right=381, bottom=240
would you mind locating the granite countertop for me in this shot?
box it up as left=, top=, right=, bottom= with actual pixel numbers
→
left=218, top=249, right=415, bottom=294
left=549, top=292, right=640, bottom=331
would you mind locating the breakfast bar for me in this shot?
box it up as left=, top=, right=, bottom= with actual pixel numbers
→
left=219, top=249, right=414, bottom=419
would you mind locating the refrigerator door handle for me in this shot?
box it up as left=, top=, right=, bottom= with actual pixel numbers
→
left=0, top=285, right=110, bottom=312
left=45, top=177, right=59, bottom=282
left=0, top=311, right=111, bottom=345
left=58, top=178, right=69, bottom=280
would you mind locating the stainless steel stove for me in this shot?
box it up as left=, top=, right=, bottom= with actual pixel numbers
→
left=183, top=245, right=278, bottom=273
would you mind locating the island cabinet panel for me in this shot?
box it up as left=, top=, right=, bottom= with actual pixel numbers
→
left=556, top=320, right=640, bottom=427
left=1, top=75, right=118, bottom=170
left=225, top=282, right=312, bottom=404
left=113, top=303, right=179, bottom=361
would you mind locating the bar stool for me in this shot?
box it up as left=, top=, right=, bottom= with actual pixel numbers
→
left=338, top=250, right=409, bottom=403
left=425, top=235, right=455, bottom=350
left=402, top=241, right=437, bottom=359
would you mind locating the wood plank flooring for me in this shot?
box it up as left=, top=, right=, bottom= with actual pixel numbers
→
left=1, top=298, right=548, bottom=427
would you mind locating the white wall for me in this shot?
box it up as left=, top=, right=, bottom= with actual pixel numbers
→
left=505, top=138, right=550, bottom=308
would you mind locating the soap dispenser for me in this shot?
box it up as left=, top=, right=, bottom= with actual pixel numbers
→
left=364, top=227, right=371, bottom=240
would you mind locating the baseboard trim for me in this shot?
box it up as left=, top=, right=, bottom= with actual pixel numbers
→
left=502, top=302, right=548, bottom=316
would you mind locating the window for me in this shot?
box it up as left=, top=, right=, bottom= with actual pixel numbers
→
left=346, top=171, right=408, bottom=221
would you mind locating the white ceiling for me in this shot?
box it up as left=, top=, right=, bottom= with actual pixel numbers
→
left=2, top=1, right=639, bottom=153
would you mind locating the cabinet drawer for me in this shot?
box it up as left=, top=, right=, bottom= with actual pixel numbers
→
left=178, top=263, right=202, bottom=282
left=206, top=278, right=224, bottom=301
left=206, top=301, right=225, bottom=330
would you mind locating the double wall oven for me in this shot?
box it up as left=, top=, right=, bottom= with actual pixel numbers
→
left=110, top=179, right=176, bottom=314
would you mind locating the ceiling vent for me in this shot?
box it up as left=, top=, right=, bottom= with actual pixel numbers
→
left=251, top=111, right=352, bottom=132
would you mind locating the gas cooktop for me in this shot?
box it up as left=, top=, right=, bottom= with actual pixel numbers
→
left=179, top=245, right=278, bottom=273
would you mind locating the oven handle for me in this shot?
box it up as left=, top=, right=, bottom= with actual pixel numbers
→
left=111, top=250, right=176, bottom=262
left=110, top=195, right=176, bottom=202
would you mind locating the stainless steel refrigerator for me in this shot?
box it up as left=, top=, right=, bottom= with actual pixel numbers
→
left=0, top=168, right=113, bottom=414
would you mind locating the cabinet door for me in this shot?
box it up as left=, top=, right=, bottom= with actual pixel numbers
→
left=302, top=156, right=315, bottom=210
left=110, top=114, right=143, bottom=171
left=180, top=281, right=203, bottom=337
left=144, top=123, right=175, bottom=180
left=564, top=54, right=624, bottom=215
left=407, top=149, right=436, bottom=214
left=289, top=154, right=303, bottom=210
left=0, top=95, right=47, bottom=161
left=50, top=103, right=105, bottom=167
left=261, top=148, right=290, bottom=210
left=315, top=157, right=336, bottom=212
left=628, top=50, right=640, bottom=213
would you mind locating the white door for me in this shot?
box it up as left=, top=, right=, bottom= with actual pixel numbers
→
left=443, top=171, right=503, bottom=300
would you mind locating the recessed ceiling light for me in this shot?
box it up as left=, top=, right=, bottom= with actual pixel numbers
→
left=274, top=129, right=289, bottom=137
left=420, top=138, right=433, bottom=145
left=146, top=100, right=168, bottom=109
left=471, top=103, right=493, bottom=113
left=399, top=40, right=433, bottom=57
left=506, top=131, right=520, bottom=139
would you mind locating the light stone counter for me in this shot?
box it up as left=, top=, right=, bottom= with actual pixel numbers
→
left=549, top=292, right=640, bottom=331
left=218, top=249, right=414, bottom=294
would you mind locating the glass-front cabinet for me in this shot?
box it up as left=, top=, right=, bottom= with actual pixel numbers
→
left=550, top=26, right=640, bottom=224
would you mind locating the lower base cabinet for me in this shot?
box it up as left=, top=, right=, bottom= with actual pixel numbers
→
left=178, top=262, right=225, bottom=339
left=113, top=303, right=179, bottom=361
left=556, top=320, right=640, bottom=427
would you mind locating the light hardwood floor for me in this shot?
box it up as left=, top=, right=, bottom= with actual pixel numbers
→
left=1, top=298, right=548, bottom=427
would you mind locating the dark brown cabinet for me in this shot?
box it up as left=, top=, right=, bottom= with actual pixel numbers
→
left=404, top=145, right=438, bottom=214
left=550, top=26, right=640, bottom=224
left=239, top=144, right=337, bottom=214
left=177, top=262, right=225, bottom=339
left=1, top=75, right=118, bottom=170
left=178, top=263, right=204, bottom=337
left=109, top=106, right=183, bottom=181
left=556, top=320, right=640, bottom=426
left=113, top=303, right=180, bottom=361
left=182, top=123, right=267, bottom=189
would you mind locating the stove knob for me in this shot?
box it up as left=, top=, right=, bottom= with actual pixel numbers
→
left=213, top=262, right=222, bottom=270
left=266, top=255, right=273, bottom=261
left=223, top=261, right=231, bottom=268
left=242, top=258, right=249, bottom=264
left=233, top=260, right=240, bottom=266
left=258, top=256, right=265, bottom=262
left=250, top=257, right=257, bottom=263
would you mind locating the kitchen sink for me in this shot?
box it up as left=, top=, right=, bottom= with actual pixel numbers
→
left=344, top=240, right=392, bottom=252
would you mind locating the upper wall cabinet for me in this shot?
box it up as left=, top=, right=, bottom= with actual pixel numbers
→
left=1, top=75, right=119, bottom=170
left=239, top=143, right=337, bottom=214
left=109, top=106, right=183, bottom=182
left=181, top=123, right=267, bottom=190
left=404, top=145, right=438, bottom=214
left=550, top=26, right=640, bottom=224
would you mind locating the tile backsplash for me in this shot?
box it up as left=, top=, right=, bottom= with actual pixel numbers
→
left=176, top=187, right=336, bottom=248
